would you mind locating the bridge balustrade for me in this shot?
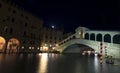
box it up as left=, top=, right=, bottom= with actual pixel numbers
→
left=58, top=34, right=76, bottom=46
left=84, top=31, right=120, bottom=44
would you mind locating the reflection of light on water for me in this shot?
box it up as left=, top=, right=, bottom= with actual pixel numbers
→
left=94, top=56, right=98, bottom=65
left=38, top=53, right=48, bottom=73
left=94, top=56, right=99, bottom=72
left=95, top=53, right=98, bottom=56
left=75, top=61, right=84, bottom=73
left=0, top=54, right=3, bottom=61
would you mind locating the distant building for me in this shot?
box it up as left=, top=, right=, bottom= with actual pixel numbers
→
left=0, top=0, right=43, bottom=53
left=40, top=27, right=63, bottom=52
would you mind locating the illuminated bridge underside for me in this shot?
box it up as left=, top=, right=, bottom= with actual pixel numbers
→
left=58, top=39, right=120, bottom=59
left=63, top=44, right=92, bottom=53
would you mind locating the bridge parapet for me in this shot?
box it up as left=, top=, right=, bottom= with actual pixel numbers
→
left=58, top=34, right=76, bottom=46
left=84, top=30, right=120, bottom=44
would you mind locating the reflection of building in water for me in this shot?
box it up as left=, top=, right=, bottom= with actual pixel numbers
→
left=38, top=53, right=48, bottom=73
left=0, top=54, right=4, bottom=61
left=0, top=0, right=43, bottom=53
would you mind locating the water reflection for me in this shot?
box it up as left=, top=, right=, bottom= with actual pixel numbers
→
left=94, top=56, right=99, bottom=71
left=38, top=53, right=48, bottom=73
left=0, top=54, right=120, bottom=73
left=0, top=54, right=3, bottom=61
left=75, top=60, right=84, bottom=73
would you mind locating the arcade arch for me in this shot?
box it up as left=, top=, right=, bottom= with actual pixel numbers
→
left=113, top=34, right=120, bottom=44
left=96, top=34, right=102, bottom=41
left=7, top=38, right=20, bottom=53
left=90, top=33, right=95, bottom=41
left=104, top=34, right=111, bottom=43
left=0, top=36, right=6, bottom=52
left=85, top=33, right=89, bottom=40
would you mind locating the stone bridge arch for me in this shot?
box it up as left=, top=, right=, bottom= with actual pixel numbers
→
left=63, top=43, right=95, bottom=53
left=58, top=38, right=120, bottom=59
left=58, top=39, right=100, bottom=53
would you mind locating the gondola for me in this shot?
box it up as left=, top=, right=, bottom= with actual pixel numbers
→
left=106, top=59, right=114, bottom=64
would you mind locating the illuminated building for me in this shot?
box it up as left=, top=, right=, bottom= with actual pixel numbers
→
left=0, top=0, right=43, bottom=53
left=40, top=27, right=63, bottom=52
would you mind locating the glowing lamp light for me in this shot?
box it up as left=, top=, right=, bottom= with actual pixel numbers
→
left=29, top=47, right=31, bottom=49
left=43, top=46, right=48, bottom=51
left=56, top=44, right=59, bottom=46
left=88, top=51, right=91, bottom=55
left=37, top=47, right=40, bottom=50
left=32, top=47, right=34, bottom=49
left=50, top=44, right=52, bottom=47
left=79, top=32, right=81, bottom=34
left=52, top=47, right=55, bottom=50
left=95, top=53, right=98, bottom=56
left=21, top=46, right=24, bottom=49
left=82, top=52, right=85, bottom=55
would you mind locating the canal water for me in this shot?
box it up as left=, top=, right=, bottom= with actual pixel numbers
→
left=0, top=53, right=120, bottom=73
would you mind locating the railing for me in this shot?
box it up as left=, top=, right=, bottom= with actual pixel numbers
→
left=58, top=34, right=76, bottom=45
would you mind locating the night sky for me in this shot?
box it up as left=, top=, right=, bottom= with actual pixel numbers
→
left=9, top=0, right=120, bottom=33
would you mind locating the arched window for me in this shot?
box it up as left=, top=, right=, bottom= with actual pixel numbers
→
left=10, top=28, right=13, bottom=34
left=90, top=33, right=95, bottom=41
left=4, top=26, right=8, bottom=33
left=113, top=34, right=120, bottom=44
left=96, top=34, right=102, bottom=41
left=73, top=36, right=76, bottom=39
left=85, top=33, right=89, bottom=40
left=104, top=34, right=111, bottom=43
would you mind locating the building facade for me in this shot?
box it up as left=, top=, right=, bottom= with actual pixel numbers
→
left=40, top=27, right=63, bottom=52
left=0, top=0, right=43, bottom=53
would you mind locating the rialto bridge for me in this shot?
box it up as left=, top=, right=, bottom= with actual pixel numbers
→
left=57, top=26, right=120, bottom=59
